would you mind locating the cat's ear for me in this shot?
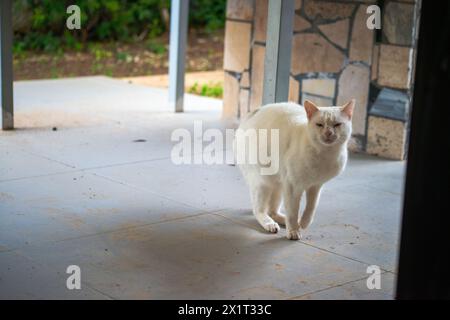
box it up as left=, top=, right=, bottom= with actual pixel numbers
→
left=304, top=100, right=319, bottom=120
left=341, top=99, right=355, bottom=120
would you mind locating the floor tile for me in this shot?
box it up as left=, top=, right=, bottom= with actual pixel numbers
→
left=18, top=214, right=370, bottom=299
left=294, top=272, right=395, bottom=300
left=0, top=171, right=202, bottom=250
left=93, top=158, right=251, bottom=212
left=0, top=251, right=110, bottom=299
left=1, top=118, right=231, bottom=170
left=0, top=146, right=72, bottom=182
left=218, top=183, right=402, bottom=272
left=328, top=153, right=406, bottom=195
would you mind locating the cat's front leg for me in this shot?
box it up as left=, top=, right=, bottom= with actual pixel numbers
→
left=300, top=185, right=322, bottom=230
left=282, top=183, right=303, bottom=240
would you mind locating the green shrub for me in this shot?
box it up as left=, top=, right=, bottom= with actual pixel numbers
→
left=190, top=0, right=226, bottom=32
left=146, top=39, right=167, bottom=54
left=188, top=81, right=223, bottom=98
left=13, top=0, right=226, bottom=52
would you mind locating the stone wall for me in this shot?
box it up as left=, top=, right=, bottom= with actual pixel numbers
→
left=223, top=0, right=421, bottom=160
left=366, top=0, right=421, bottom=160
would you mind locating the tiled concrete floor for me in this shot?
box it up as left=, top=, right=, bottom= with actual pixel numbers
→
left=0, top=77, right=405, bottom=299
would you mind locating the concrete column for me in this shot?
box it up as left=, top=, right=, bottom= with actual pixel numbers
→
left=262, top=0, right=295, bottom=105
left=168, top=0, right=189, bottom=112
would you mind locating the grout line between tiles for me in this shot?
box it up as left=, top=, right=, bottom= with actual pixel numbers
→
left=19, top=149, right=77, bottom=169
left=4, top=249, right=114, bottom=300
left=212, top=211, right=393, bottom=273
left=7, top=210, right=226, bottom=253
left=82, top=284, right=116, bottom=300
left=296, top=241, right=392, bottom=273
left=53, top=211, right=216, bottom=243
left=0, top=170, right=80, bottom=184
left=0, top=146, right=231, bottom=184
left=287, top=271, right=393, bottom=300
left=87, top=171, right=207, bottom=212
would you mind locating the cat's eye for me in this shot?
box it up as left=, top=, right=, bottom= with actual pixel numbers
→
left=316, top=123, right=324, bottom=127
left=334, top=123, right=342, bottom=128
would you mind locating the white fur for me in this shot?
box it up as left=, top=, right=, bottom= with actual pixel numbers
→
left=235, top=100, right=354, bottom=240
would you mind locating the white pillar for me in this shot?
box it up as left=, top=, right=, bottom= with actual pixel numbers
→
left=262, top=0, right=295, bottom=105
left=168, top=0, right=189, bottom=112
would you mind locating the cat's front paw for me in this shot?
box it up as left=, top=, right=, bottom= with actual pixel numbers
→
left=286, top=229, right=301, bottom=240
left=263, top=222, right=280, bottom=233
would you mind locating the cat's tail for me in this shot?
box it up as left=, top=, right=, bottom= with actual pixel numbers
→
left=228, top=107, right=261, bottom=166
left=245, top=108, right=260, bottom=120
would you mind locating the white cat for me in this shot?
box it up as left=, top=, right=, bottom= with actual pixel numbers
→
left=235, top=99, right=355, bottom=240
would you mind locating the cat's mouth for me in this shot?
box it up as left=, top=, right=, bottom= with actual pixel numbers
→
left=321, top=137, right=337, bottom=145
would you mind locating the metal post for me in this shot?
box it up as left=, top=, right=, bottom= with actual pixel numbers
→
left=169, top=0, right=189, bottom=113
left=262, top=0, right=295, bottom=105
left=0, top=0, right=13, bottom=130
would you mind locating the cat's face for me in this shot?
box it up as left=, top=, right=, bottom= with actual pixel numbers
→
left=304, top=100, right=355, bottom=147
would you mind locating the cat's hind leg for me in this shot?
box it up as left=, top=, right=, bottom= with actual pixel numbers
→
left=267, top=187, right=286, bottom=226
left=250, top=184, right=280, bottom=233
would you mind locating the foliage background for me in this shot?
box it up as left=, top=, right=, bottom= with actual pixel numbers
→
left=13, top=0, right=227, bottom=52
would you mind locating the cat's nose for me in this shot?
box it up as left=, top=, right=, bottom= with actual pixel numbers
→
left=325, top=130, right=333, bottom=137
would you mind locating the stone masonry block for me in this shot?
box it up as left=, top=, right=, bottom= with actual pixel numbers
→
left=367, top=116, right=407, bottom=160
left=224, top=20, right=252, bottom=72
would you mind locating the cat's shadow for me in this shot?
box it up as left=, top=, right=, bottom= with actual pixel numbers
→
left=99, top=208, right=297, bottom=294
left=222, top=209, right=288, bottom=234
